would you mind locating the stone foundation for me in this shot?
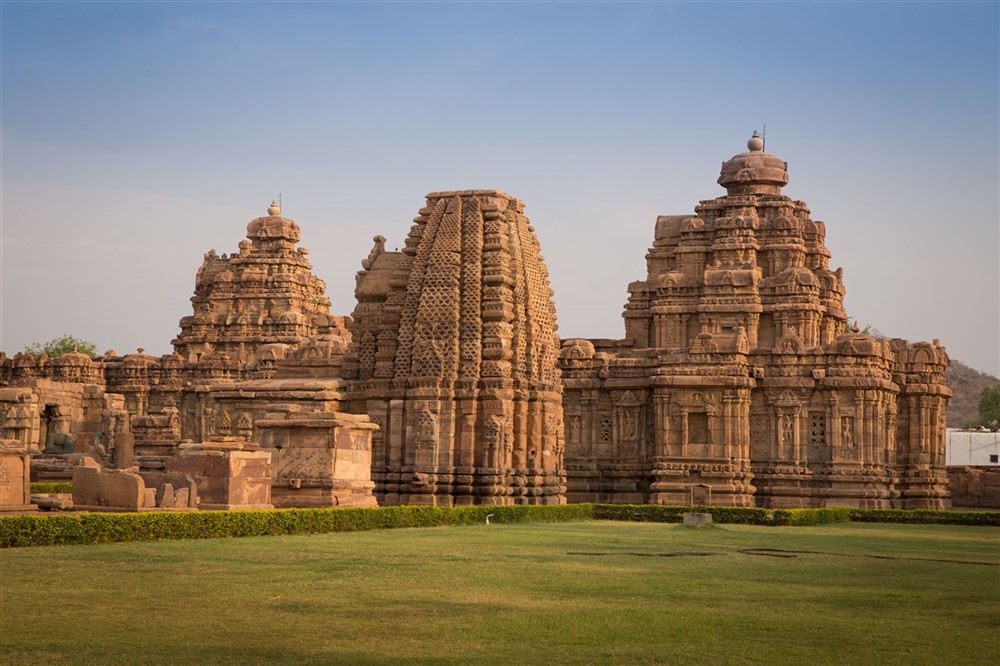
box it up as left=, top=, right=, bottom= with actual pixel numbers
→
left=947, top=466, right=1000, bottom=509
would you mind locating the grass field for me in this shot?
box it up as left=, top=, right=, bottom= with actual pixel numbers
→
left=2, top=521, right=998, bottom=665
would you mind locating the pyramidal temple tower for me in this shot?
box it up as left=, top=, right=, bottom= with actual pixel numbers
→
left=345, top=190, right=565, bottom=506
left=172, top=201, right=333, bottom=368
left=559, top=134, right=951, bottom=509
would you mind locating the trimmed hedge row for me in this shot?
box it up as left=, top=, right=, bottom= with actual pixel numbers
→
left=592, top=504, right=852, bottom=526
left=29, top=482, right=72, bottom=494
left=0, top=503, right=594, bottom=548
left=4, top=503, right=997, bottom=548
left=849, top=508, right=1000, bottom=527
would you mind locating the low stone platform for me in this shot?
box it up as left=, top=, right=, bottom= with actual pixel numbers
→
left=166, top=439, right=273, bottom=511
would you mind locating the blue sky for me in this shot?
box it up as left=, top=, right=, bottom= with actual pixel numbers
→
left=2, top=1, right=998, bottom=375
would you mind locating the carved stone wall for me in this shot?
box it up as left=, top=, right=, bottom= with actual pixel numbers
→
left=561, top=134, right=951, bottom=509
left=345, top=190, right=565, bottom=506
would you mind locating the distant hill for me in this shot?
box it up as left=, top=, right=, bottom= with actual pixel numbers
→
left=946, top=359, right=999, bottom=428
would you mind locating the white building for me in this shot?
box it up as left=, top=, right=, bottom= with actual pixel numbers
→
left=946, top=428, right=1000, bottom=466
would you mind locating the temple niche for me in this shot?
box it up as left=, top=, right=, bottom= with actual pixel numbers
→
left=560, top=133, right=951, bottom=509
left=345, top=190, right=565, bottom=506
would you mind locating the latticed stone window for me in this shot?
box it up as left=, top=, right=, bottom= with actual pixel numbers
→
left=600, top=415, right=612, bottom=442
left=809, top=412, right=826, bottom=445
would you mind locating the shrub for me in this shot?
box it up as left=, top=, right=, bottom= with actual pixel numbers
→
left=0, top=503, right=595, bottom=548
left=771, top=508, right=852, bottom=525
left=591, top=504, right=687, bottom=523
left=592, top=505, right=850, bottom=526
left=5, top=502, right=994, bottom=549
left=30, top=482, right=72, bottom=494
left=849, top=509, right=1000, bottom=527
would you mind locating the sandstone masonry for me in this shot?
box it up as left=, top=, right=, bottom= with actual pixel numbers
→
left=0, top=138, right=955, bottom=510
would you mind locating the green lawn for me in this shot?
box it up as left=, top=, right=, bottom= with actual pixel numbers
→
left=2, top=521, right=998, bottom=665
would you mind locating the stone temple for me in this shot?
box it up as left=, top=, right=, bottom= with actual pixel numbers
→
left=345, top=191, right=565, bottom=506
left=0, top=135, right=953, bottom=511
left=559, top=133, right=951, bottom=508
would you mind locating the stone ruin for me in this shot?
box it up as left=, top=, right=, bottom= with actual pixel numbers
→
left=559, top=133, right=951, bottom=508
left=0, top=137, right=956, bottom=511
left=0, top=439, right=32, bottom=513
left=71, top=458, right=199, bottom=512
left=0, top=201, right=379, bottom=511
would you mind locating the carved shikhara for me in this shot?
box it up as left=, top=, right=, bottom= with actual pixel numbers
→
left=174, top=211, right=333, bottom=369
left=345, top=191, right=565, bottom=506
left=558, top=135, right=951, bottom=509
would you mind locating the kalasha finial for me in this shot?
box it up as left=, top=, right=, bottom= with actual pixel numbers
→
left=268, top=200, right=281, bottom=216
left=747, top=130, right=764, bottom=152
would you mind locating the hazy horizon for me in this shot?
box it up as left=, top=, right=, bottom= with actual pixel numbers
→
left=2, top=2, right=998, bottom=376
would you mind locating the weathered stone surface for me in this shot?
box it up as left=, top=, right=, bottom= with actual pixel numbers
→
left=257, top=415, right=376, bottom=508
left=72, top=459, right=197, bottom=511
left=166, top=443, right=272, bottom=510
left=948, top=466, right=1000, bottom=509
left=0, top=439, right=33, bottom=512
left=31, top=493, right=73, bottom=510
left=345, top=190, right=565, bottom=506
left=682, top=512, right=713, bottom=527
left=72, top=458, right=144, bottom=509
left=560, top=134, right=951, bottom=509
left=139, top=472, right=199, bottom=509
left=0, top=378, right=130, bottom=480
left=171, top=205, right=332, bottom=369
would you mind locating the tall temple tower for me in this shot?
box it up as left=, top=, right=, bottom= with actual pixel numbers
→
left=104, top=202, right=343, bottom=442
left=560, top=134, right=951, bottom=509
left=345, top=190, right=565, bottom=506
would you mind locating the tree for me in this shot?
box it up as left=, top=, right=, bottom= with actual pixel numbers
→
left=24, top=335, right=98, bottom=358
left=842, top=319, right=872, bottom=336
left=978, top=385, right=1000, bottom=430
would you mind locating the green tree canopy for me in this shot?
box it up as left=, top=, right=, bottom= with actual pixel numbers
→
left=24, top=335, right=98, bottom=358
left=978, top=385, right=1000, bottom=430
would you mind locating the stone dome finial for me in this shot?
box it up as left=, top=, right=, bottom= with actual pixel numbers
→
left=268, top=200, right=281, bottom=216
left=718, top=132, right=789, bottom=195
